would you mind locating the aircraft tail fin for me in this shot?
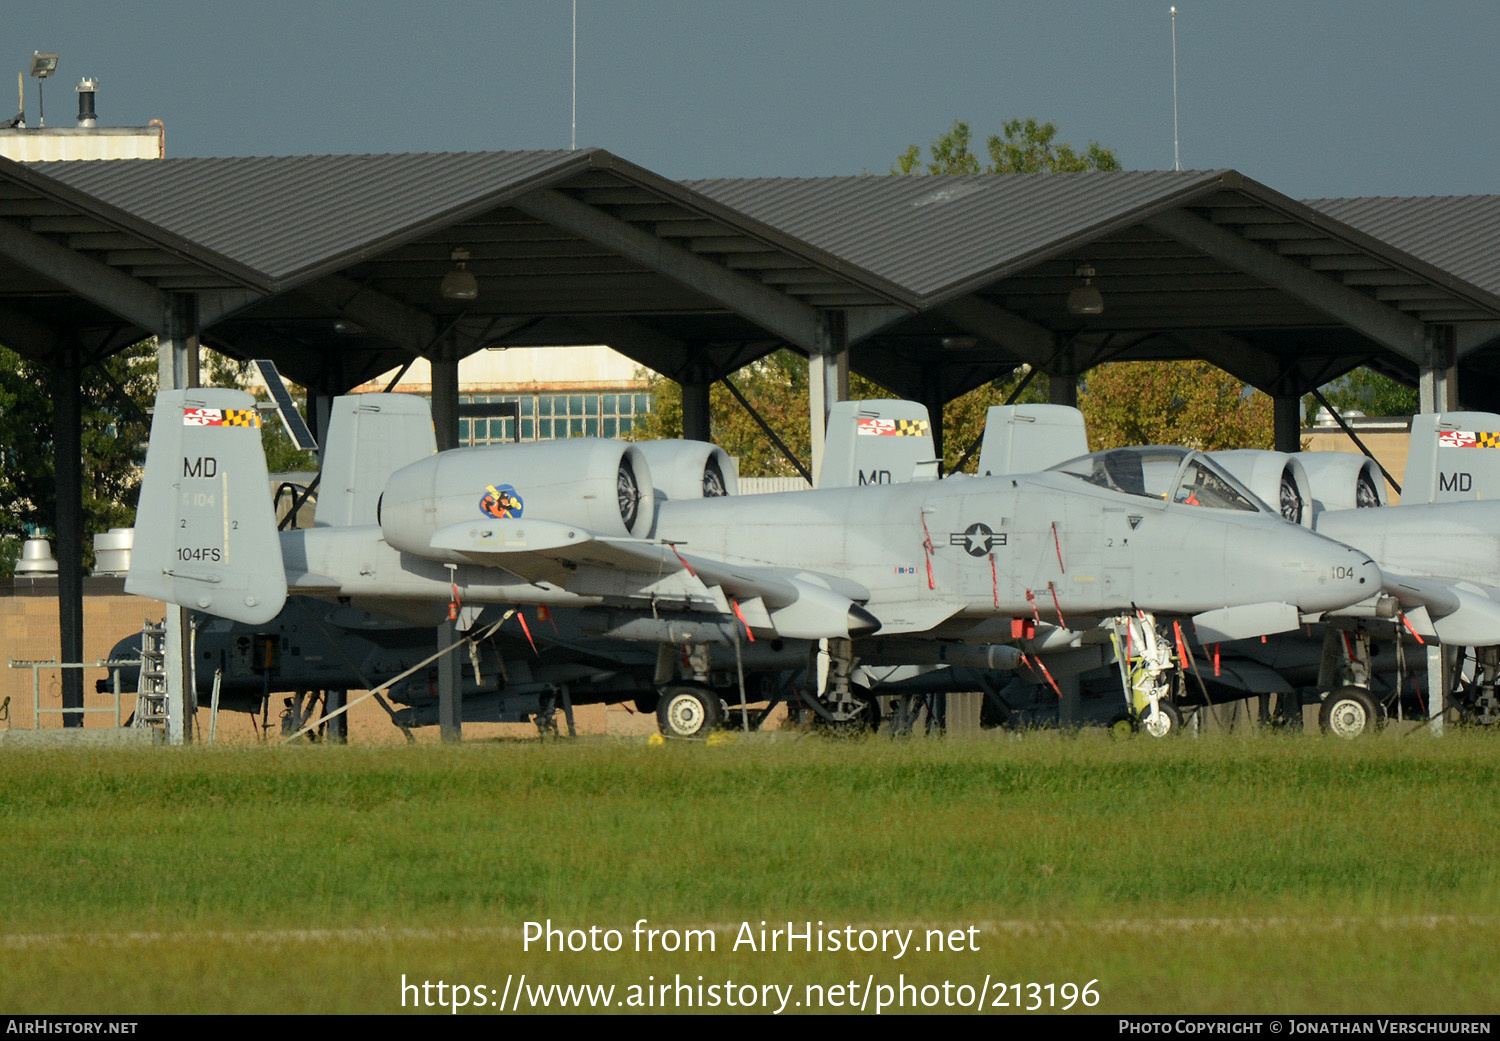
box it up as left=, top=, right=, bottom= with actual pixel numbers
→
left=817, top=399, right=938, bottom=488
left=977, top=404, right=1089, bottom=476
left=315, top=394, right=437, bottom=526
left=125, top=389, right=287, bottom=624
left=1402, top=411, right=1500, bottom=505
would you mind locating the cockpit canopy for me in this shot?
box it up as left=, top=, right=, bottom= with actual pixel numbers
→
left=1048, top=446, right=1272, bottom=515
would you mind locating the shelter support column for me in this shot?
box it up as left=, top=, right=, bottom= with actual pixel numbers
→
left=438, top=624, right=461, bottom=743
left=158, top=295, right=200, bottom=745
left=1048, top=343, right=1078, bottom=408
left=308, top=394, right=337, bottom=458
left=431, top=338, right=461, bottom=451
left=1419, top=326, right=1457, bottom=413
left=1057, top=672, right=1080, bottom=729
left=808, top=312, right=848, bottom=486
left=52, top=342, right=83, bottom=727
left=1273, top=389, right=1302, bottom=454
left=919, top=366, right=946, bottom=470
left=681, top=380, right=712, bottom=443
left=325, top=689, right=347, bottom=744
left=1426, top=644, right=1449, bottom=736
left=429, top=335, right=462, bottom=742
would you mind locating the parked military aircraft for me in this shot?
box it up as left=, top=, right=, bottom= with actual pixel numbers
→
left=1207, top=410, right=1500, bottom=733
left=125, top=388, right=1384, bottom=736
left=983, top=402, right=1500, bottom=736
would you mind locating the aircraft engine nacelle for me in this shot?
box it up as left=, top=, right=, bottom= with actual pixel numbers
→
left=378, top=439, right=656, bottom=555
left=1210, top=450, right=1314, bottom=528
left=1298, top=452, right=1387, bottom=511
left=632, top=440, right=738, bottom=502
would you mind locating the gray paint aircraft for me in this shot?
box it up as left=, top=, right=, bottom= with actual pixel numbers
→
left=987, top=402, right=1500, bottom=735
left=126, top=388, right=1383, bottom=735
left=1209, top=411, right=1500, bottom=733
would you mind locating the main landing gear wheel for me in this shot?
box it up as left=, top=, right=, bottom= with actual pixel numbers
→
left=1319, top=686, right=1378, bottom=738
left=1139, top=700, right=1184, bottom=738
left=656, top=685, right=723, bottom=739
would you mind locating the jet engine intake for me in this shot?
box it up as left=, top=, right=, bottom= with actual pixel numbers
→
left=633, top=440, right=738, bottom=503
left=1211, top=450, right=1314, bottom=527
left=1299, top=452, right=1387, bottom=511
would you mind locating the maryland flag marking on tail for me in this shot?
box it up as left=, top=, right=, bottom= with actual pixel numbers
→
left=183, top=408, right=260, bottom=428
left=1438, top=430, right=1500, bottom=448
left=857, top=417, right=930, bottom=437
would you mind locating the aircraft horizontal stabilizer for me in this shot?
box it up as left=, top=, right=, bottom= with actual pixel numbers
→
left=1192, top=601, right=1301, bottom=644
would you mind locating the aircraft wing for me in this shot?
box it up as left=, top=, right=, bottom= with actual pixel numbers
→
left=428, top=520, right=882, bottom=640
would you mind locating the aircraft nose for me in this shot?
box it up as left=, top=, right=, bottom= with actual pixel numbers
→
left=1305, top=541, right=1382, bottom=612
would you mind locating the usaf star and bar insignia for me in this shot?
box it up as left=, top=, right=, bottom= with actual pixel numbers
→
left=949, top=522, right=1007, bottom=557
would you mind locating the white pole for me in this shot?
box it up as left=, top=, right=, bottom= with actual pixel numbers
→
left=1171, top=6, right=1180, bottom=171
left=571, top=0, right=577, bottom=150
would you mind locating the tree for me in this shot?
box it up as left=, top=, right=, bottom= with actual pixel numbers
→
left=627, top=350, right=1052, bottom=478
left=0, top=344, right=156, bottom=575
left=987, top=117, right=1122, bottom=173
left=1078, top=360, right=1274, bottom=452
left=938, top=368, right=1051, bottom=473
left=1305, top=367, right=1418, bottom=421
left=627, top=350, right=825, bottom=478
left=203, top=350, right=320, bottom=474
left=894, top=119, right=1121, bottom=176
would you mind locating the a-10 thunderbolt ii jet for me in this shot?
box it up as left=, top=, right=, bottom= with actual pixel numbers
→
left=1204, top=411, right=1500, bottom=734
left=984, top=402, right=1500, bottom=736
left=126, top=388, right=1382, bottom=735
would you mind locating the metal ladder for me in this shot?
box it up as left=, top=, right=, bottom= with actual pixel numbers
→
left=133, top=621, right=168, bottom=733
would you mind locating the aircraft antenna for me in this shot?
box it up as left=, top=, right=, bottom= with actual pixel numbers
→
left=1171, top=6, right=1181, bottom=171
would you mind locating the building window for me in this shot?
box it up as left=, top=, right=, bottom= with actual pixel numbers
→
left=461, top=391, right=651, bottom=446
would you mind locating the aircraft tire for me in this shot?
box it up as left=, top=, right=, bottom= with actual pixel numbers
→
left=1139, top=700, right=1184, bottom=738
left=656, top=684, right=722, bottom=739
left=1319, top=686, right=1378, bottom=738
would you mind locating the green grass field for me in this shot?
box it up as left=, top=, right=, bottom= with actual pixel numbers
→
left=1, top=731, right=1497, bottom=1014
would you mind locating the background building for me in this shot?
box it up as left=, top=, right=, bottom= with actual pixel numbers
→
left=350, top=345, right=651, bottom=446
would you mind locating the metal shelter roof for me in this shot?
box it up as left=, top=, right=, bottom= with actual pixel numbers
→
left=690, top=171, right=1500, bottom=403
left=1306, top=195, right=1500, bottom=300
left=0, top=153, right=270, bottom=362
left=4, top=150, right=1500, bottom=407
left=19, top=149, right=907, bottom=394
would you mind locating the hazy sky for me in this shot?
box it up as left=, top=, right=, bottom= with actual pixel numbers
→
left=9, top=1, right=1495, bottom=198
